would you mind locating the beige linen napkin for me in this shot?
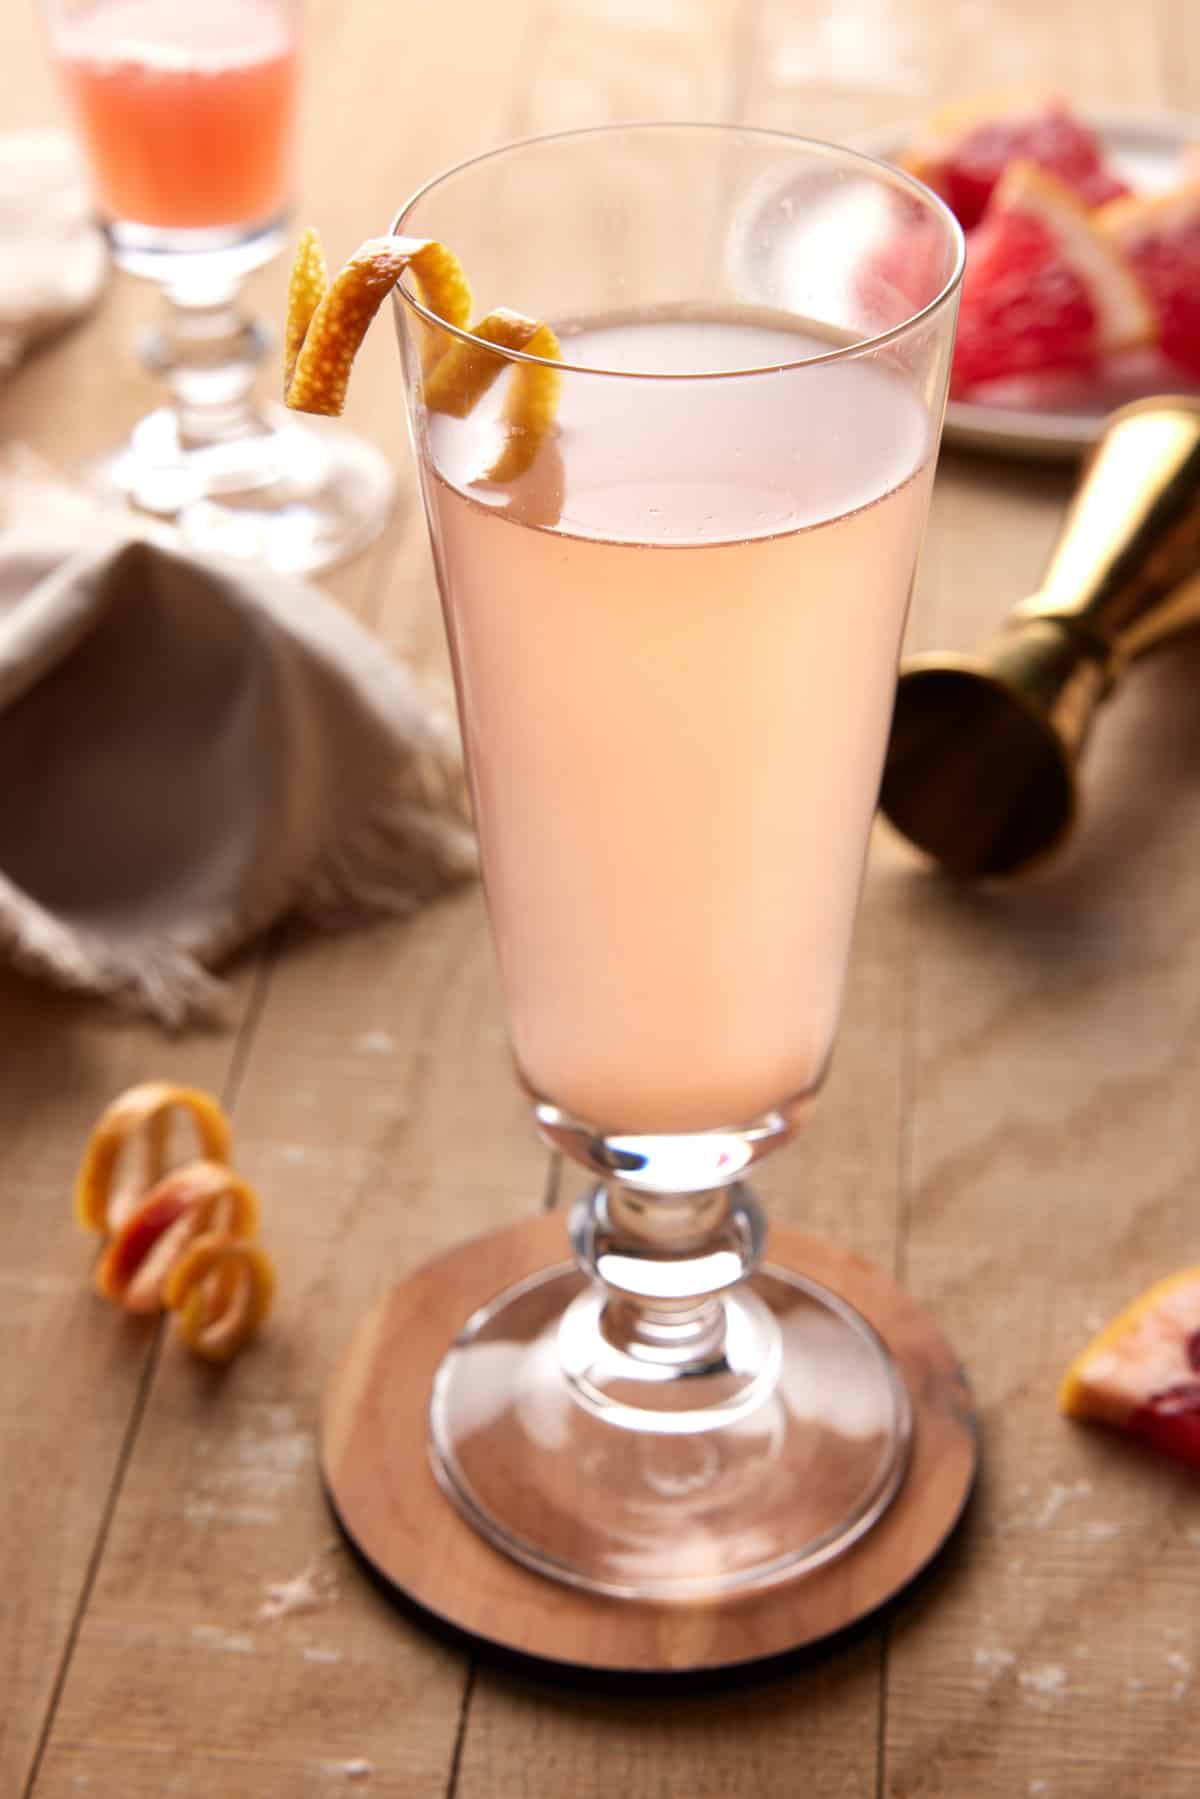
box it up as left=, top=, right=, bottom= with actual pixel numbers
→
left=0, top=461, right=475, bottom=1026
left=0, top=131, right=107, bottom=371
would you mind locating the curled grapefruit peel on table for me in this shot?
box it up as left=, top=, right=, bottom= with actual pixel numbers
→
left=950, top=161, right=1155, bottom=396
left=1059, top=1267, right=1200, bottom=1469
left=94, top=1160, right=259, bottom=1314
left=164, top=1234, right=277, bottom=1366
left=75, top=1081, right=275, bottom=1363
left=1099, top=179, right=1200, bottom=377
left=283, top=226, right=562, bottom=483
left=75, top=1078, right=233, bottom=1233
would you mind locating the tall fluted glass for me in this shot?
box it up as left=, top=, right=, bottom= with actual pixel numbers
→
left=392, top=125, right=963, bottom=1599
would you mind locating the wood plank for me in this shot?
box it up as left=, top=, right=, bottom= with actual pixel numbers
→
left=0, top=1, right=422, bottom=1772
left=878, top=9, right=1200, bottom=1795
left=8, top=0, right=1199, bottom=1793
left=1159, top=0, right=1200, bottom=117
left=514, top=0, right=747, bottom=134
left=882, top=643, right=1200, bottom=1798
left=23, top=0, right=545, bottom=1787
left=755, top=0, right=1164, bottom=128
left=31, top=893, right=545, bottom=1796
left=454, top=6, right=927, bottom=1795
left=458, top=1661, right=884, bottom=1799
left=0, top=967, right=261, bottom=1795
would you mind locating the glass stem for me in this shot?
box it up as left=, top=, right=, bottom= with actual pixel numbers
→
left=568, top=1177, right=767, bottom=1374
left=141, top=281, right=269, bottom=450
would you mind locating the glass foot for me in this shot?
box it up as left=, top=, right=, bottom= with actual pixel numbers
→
left=430, top=1261, right=912, bottom=1601
left=86, top=403, right=395, bottom=575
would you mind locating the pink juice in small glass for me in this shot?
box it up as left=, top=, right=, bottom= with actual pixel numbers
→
left=420, top=312, right=933, bottom=1133
left=53, top=0, right=298, bottom=231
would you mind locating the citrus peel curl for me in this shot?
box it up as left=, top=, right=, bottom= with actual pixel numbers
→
left=75, top=1080, right=233, bottom=1234
left=164, top=1232, right=276, bottom=1364
left=94, top=1160, right=260, bottom=1314
left=283, top=228, right=561, bottom=482
left=77, top=1082, right=274, bottom=1363
left=285, top=225, right=328, bottom=392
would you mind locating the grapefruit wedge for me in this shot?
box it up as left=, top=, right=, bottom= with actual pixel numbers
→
left=951, top=162, right=1154, bottom=396
left=901, top=88, right=1130, bottom=230
left=1060, top=1267, right=1200, bottom=1469
left=1100, top=180, right=1200, bottom=377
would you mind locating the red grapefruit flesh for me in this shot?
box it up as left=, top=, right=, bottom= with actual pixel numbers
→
left=951, top=162, right=1154, bottom=396
left=1060, top=1267, right=1200, bottom=1470
left=902, top=89, right=1130, bottom=229
left=1100, top=182, right=1200, bottom=377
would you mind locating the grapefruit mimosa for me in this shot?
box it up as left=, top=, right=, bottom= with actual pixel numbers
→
left=385, top=126, right=965, bottom=1598
left=424, top=315, right=933, bottom=1133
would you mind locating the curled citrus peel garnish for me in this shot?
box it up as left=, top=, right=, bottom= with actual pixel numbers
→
left=164, top=1233, right=276, bottom=1364
left=283, top=227, right=561, bottom=483
left=76, top=1081, right=274, bottom=1363
left=422, top=307, right=563, bottom=483
left=94, top=1160, right=260, bottom=1314
left=284, top=224, right=328, bottom=392
left=75, top=1080, right=233, bottom=1235
left=285, top=231, right=470, bottom=415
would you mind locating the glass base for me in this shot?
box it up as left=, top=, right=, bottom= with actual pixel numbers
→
left=430, top=1260, right=912, bottom=1601
left=85, top=403, right=395, bottom=575
left=107, top=213, right=288, bottom=289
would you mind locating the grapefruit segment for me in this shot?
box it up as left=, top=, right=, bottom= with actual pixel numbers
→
left=1060, top=1265, right=1200, bottom=1469
left=901, top=87, right=1130, bottom=229
left=951, top=162, right=1154, bottom=396
left=1099, top=181, right=1200, bottom=377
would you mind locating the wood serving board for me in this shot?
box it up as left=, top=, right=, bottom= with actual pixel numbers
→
left=321, top=1215, right=978, bottom=1675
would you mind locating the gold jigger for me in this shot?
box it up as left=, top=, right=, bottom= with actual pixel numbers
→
left=880, top=396, right=1200, bottom=877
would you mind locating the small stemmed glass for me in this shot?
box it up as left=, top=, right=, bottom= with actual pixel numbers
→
left=43, top=0, right=393, bottom=573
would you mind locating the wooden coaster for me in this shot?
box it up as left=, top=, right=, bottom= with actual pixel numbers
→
left=320, top=1216, right=977, bottom=1675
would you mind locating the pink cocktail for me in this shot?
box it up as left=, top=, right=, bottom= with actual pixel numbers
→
left=389, top=126, right=965, bottom=1599
left=54, top=0, right=298, bottom=233
left=425, top=315, right=933, bottom=1132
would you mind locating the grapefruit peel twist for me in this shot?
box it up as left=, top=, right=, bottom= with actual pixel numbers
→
left=164, top=1233, right=277, bottom=1367
left=75, top=1079, right=233, bottom=1234
left=284, top=226, right=562, bottom=483
left=75, top=1081, right=275, bottom=1364
left=1059, top=1265, right=1200, bottom=1469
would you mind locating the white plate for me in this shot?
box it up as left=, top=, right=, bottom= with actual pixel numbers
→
left=857, top=111, right=1200, bottom=458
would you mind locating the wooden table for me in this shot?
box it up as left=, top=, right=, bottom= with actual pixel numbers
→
left=3, top=2, right=1199, bottom=1793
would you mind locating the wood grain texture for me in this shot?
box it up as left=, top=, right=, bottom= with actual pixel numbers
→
left=0, top=0, right=1196, bottom=1793
left=879, top=10, right=1200, bottom=1794
left=0, top=968, right=261, bottom=1795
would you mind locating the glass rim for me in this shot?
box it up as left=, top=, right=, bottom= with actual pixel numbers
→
left=390, top=120, right=965, bottom=382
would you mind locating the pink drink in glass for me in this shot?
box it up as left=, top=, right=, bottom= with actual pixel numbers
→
left=382, top=126, right=965, bottom=1601
left=53, top=0, right=298, bottom=231
left=424, top=314, right=932, bottom=1133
